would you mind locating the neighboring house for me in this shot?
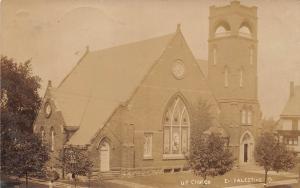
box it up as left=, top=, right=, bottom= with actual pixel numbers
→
left=277, top=82, right=300, bottom=154
left=33, top=1, right=262, bottom=177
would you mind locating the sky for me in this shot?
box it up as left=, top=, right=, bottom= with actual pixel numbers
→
left=1, top=0, right=300, bottom=119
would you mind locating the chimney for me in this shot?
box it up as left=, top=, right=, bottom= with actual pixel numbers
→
left=48, top=80, right=52, bottom=88
left=290, top=81, right=294, bottom=97
left=176, top=23, right=181, bottom=33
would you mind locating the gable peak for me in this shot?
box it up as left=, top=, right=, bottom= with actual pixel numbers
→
left=176, top=23, right=181, bottom=33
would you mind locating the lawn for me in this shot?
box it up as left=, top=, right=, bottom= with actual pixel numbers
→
left=2, top=168, right=298, bottom=188
left=119, top=169, right=297, bottom=188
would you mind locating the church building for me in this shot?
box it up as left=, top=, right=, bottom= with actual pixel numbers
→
left=33, top=1, right=262, bottom=178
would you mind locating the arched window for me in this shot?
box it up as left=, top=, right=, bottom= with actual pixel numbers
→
left=224, top=67, right=229, bottom=87
left=216, top=26, right=227, bottom=33
left=241, top=109, right=247, bottom=125
left=239, top=22, right=252, bottom=38
left=144, top=133, right=153, bottom=158
left=241, top=107, right=253, bottom=125
left=240, top=69, right=244, bottom=87
left=249, top=48, right=254, bottom=65
left=213, top=48, right=217, bottom=65
left=50, top=127, right=55, bottom=151
left=214, top=21, right=231, bottom=38
left=163, top=96, right=190, bottom=158
left=247, top=110, right=252, bottom=125
left=40, top=127, right=45, bottom=143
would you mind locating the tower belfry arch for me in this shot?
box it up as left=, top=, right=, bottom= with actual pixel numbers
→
left=207, top=1, right=261, bottom=166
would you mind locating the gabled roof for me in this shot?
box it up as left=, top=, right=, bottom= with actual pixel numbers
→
left=52, top=32, right=177, bottom=145
left=196, top=59, right=208, bottom=78
left=281, top=85, right=300, bottom=117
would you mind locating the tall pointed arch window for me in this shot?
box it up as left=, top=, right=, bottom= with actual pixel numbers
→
left=241, top=109, right=247, bottom=125
left=240, top=69, right=244, bottom=87
left=213, top=47, right=217, bottom=65
left=247, top=110, right=252, bottom=125
left=163, top=96, right=190, bottom=159
left=50, top=127, right=55, bottom=151
left=40, top=127, right=45, bottom=143
left=250, top=48, right=254, bottom=65
left=224, top=67, right=229, bottom=87
left=241, top=107, right=253, bottom=125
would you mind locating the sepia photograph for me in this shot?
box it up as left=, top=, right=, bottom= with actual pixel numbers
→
left=1, top=0, right=300, bottom=187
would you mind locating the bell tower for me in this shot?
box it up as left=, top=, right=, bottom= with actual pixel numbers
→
left=208, top=0, right=258, bottom=101
left=207, top=2, right=261, bottom=165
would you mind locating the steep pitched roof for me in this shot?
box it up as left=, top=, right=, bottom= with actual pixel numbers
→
left=196, top=59, right=208, bottom=78
left=52, top=33, right=176, bottom=145
left=281, top=85, right=300, bottom=117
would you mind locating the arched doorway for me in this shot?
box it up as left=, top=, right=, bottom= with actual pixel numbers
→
left=239, top=131, right=254, bottom=165
left=99, top=140, right=110, bottom=172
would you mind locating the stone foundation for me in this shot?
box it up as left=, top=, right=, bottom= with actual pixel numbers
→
left=120, top=166, right=190, bottom=177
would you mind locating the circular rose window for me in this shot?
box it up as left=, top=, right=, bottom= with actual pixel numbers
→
left=171, top=60, right=185, bottom=79
left=44, top=102, right=52, bottom=118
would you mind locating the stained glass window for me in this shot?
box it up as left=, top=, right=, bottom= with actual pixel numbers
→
left=50, top=127, right=55, bottom=151
left=163, top=97, right=190, bottom=155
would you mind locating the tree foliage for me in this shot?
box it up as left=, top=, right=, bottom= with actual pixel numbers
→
left=1, top=56, right=46, bottom=187
left=188, top=99, right=234, bottom=183
left=188, top=133, right=235, bottom=182
left=1, top=56, right=41, bottom=132
left=254, top=132, right=296, bottom=185
left=62, top=148, right=93, bottom=186
left=192, top=99, right=215, bottom=135
left=1, top=131, right=49, bottom=187
left=261, top=118, right=277, bottom=133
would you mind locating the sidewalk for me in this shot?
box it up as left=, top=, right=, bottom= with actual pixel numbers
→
left=25, top=178, right=87, bottom=188
left=107, top=179, right=156, bottom=188
left=224, top=178, right=298, bottom=188
left=241, top=169, right=298, bottom=178
left=238, top=166, right=298, bottom=178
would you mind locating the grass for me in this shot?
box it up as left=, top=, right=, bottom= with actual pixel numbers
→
left=3, top=168, right=298, bottom=188
left=120, top=169, right=297, bottom=188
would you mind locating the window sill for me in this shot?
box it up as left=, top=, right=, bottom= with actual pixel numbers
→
left=241, top=124, right=252, bottom=126
left=163, top=154, right=187, bottom=160
left=143, top=156, right=153, bottom=160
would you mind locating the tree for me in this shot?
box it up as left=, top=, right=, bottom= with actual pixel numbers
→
left=1, top=56, right=47, bottom=187
left=261, top=117, right=277, bottom=133
left=187, top=99, right=234, bottom=185
left=193, top=99, right=215, bottom=134
left=255, top=132, right=296, bottom=186
left=1, top=131, right=49, bottom=188
left=1, top=56, right=41, bottom=133
left=62, top=148, right=93, bottom=187
left=188, top=133, right=235, bottom=185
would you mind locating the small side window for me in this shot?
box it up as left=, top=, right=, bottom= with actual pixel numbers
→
left=144, top=133, right=153, bottom=159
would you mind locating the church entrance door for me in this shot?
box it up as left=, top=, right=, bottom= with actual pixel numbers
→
left=100, top=141, right=110, bottom=172
left=240, top=131, right=254, bottom=166
left=244, top=144, right=248, bottom=162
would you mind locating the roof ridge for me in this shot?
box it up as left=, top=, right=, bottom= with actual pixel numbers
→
left=56, top=30, right=177, bottom=145
left=89, top=32, right=176, bottom=54
left=57, top=33, right=175, bottom=90
left=57, top=47, right=90, bottom=88
left=88, top=32, right=179, bottom=145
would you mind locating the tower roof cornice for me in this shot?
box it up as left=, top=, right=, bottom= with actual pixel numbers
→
left=210, top=1, right=257, bottom=19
